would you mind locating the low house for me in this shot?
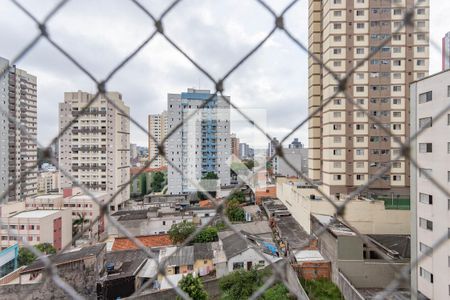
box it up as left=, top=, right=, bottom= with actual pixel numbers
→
left=0, top=244, right=106, bottom=299
left=193, top=243, right=214, bottom=277
left=97, top=249, right=149, bottom=300
left=293, top=249, right=331, bottom=280
left=222, top=233, right=281, bottom=273
left=242, top=205, right=262, bottom=222
left=158, top=246, right=194, bottom=288
left=112, top=234, right=173, bottom=251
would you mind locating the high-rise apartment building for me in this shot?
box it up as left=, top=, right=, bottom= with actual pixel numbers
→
left=442, top=32, right=450, bottom=71
left=148, top=111, right=168, bottom=168
left=0, top=57, right=38, bottom=202
left=308, top=0, right=429, bottom=198
left=167, top=89, right=231, bottom=194
left=58, top=91, right=130, bottom=211
left=410, top=71, right=450, bottom=300
left=230, top=133, right=240, bottom=159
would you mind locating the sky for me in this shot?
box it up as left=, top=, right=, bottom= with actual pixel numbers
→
left=0, top=0, right=448, bottom=149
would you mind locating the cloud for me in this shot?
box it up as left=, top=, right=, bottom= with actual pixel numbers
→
left=0, top=0, right=447, bottom=150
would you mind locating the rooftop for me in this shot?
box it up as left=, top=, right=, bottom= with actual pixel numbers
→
left=112, top=234, right=173, bottom=251
left=294, top=250, right=325, bottom=262
left=368, top=234, right=411, bottom=259
left=312, top=214, right=356, bottom=236
left=193, top=243, right=214, bottom=260
left=218, top=221, right=272, bottom=240
left=160, top=246, right=194, bottom=267
left=33, top=194, right=63, bottom=200
left=275, top=216, right=310, bottom=250
left=104, top=249, right=148, bottom=280
left=22, top=244, right=105, bottom=273
left=11, top=210, right=59, bottom=219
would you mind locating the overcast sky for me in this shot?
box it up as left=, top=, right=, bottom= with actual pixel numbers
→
left=0, top=0, right=448, bottom=149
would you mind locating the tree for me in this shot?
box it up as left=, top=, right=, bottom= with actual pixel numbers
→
left=198, top=172, right=219, bottom=199
left=151, top=171, right=165, bottom=193
left=193, top=226, right=218, bottom=243
left=230, top=191, right=246, bottom=203
left=262, top=283, right=291, bottom=300
left=226, top=199, right=245, bottom=222
left=72, top=213, right=89, bottom=240
left=243, top=160, right=255, bottom=170
left=18, top=243, right=57, bottom=266
left=219, top=268, right=269, bottom=300
left=168, top=221, right=196, bottom=244
left=177, top=273, right=208, bottom=300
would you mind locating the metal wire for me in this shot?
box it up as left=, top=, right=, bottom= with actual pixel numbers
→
left=0, top=0, right=443, bottom=299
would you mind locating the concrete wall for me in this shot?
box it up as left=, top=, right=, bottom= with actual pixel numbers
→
left=337, top=271, right=365, bottom=300
left=277, top=181, right=410, bottom=234
left=110, top=215, right=194, bottom=237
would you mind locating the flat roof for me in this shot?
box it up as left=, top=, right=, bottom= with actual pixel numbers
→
left=69, top=192, right=108, bottom=200
left=12, top=210, right=59, bottom=218
left=294, top=250, right=325, bottom=262
left=33, top=194, right=63, bottom=200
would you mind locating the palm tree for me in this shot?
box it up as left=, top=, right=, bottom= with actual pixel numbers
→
left=72, top=213, right=89, bottom=243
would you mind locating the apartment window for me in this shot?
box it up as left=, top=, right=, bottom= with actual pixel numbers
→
left=417, top=8, right=426, bottom=15
left=393, top=47, right=401, bottom=53
left=448, top=114, right=450, bottom=125
left=356, top=48, right=364, bottom=55
left=393, top=86, right=401, bottom=92
left=333, top=174, right=342, bottom=180
left=419, top=143, right=432, bottom=153
left=356, top=86, right=365, bottom=92
left=417, top=46, right=425, bottom=53
left=392, top=162, right=401, bottom=168
left=334, top=23, right=342, bottom=30
left=356, top=149, right=364, bottom=156
left=393, top=34, right=401, bottom=41
left=356, top=174, right=364, bottom=180
left=419, top=91, right=432, bottom=103
left=333, top=111, right=342, bottom=118
left=357, top=99, right=365, bottom=105
left=393, top=60, right=401, bottom=66
left=333, top=48, right=342, bottom=55
left=333, top=124, right=342, bottom=130
left=419, top=117, right=432, bottom=129
left=393, top=124, right=402, bottom=130
left=393, top=73, right=401, bottom=79
left=417, top=59, right=426, bottom=66
left=392, top=175, right=401, bottom=181
left=419, top=217, right=433, bottom=231
left=417, top=33, right=426, bottom=41
left=448, top=171, right=450, bottom=182
left=334, top=99, right=342, bottom=105
left=356, top=162, right=364, bottom=168
left=393, top=98, right=401, bottom=105
left=334, top=36, right=342, bottom=42
left=419, top=242, right=433, bottom=255
left=448, top=142, right=450, bottom=154
left=334, top=161, right=342, bottom=168
left=334, top=10, right=342, bottom=17
left=333, top=61, right=342, bottom=67
left=356, top=23, right=365, bottom=29
left=355, top=10, right=364, bottom=16
left=333, top=0, right=342, bottom=3
left=419, top=168, right=432, bottom=178
left=419, top=193, right=433, bottom=205
left=393, top=8, right=402, bottom=15
left=356, top=136, right=364, bottom=143
left=393, top=111, right=401, bottom=118
left=333, top=136, right=342, bottom=143
left=356, top=35, right=364, bottom=41
left=419, top=267, right=433, bottom=283
left=333, top=149, right=342, bottom=155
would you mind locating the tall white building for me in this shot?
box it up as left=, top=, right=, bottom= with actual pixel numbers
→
left=442, top=32, right=450, bottom=71
left=411, top=70, right=450, bottom=300
left=58, top=91, right=130, bottom=211
left=167, top=89, right=231, bottom=194
left=148, top=111, right=168, bottom=168
left=0, top=57, right=38, bottom=202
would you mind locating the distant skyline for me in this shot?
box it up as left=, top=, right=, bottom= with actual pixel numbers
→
left=0, top=0, right=448, bottom=148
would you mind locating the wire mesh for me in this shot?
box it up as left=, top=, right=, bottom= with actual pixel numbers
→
left=0, top=0, right=444, bottom=299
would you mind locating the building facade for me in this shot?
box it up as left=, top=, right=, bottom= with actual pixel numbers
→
left=148, top=111, right=168, bottom=168
left=308, top=0, right=429, bottom=199
left=230, top=133, right=240, bottom=159
left=167, top=89, right=231, bottom=194
left=442, top=32, right=450, bottom=71
left=0, top=57, right=38, bottom=202
left=274, top=147, right=308, bottom=177
left=37, top=171, right=59, bottom=194
left=58, top=91, right=130, bottom=211
left=410, top=70, right=450, bottom=300
left=0, top=208, right=71, bottom=251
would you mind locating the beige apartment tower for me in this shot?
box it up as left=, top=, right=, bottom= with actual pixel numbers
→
left=58, top=91, right=130, bottom=211
left=308, top=0, right=429, bottom=198
left=148, top=111, right=168, bottom=168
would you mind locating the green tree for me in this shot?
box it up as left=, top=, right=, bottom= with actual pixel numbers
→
left=168, top=221, right=196, bottom=244
left=243, top=160, right=255, bottom=170
left=72, top=213, right=89, bottom=240
left=140, top=174, right=147, bottom=195
left=226, top=199, right=245, bottom=222
left=151, top=171, right=165, bottom=193
left=18, top=243, right=57, bottom=267
left=230, top=191, right=246, bottom=203
left=177, top=273, right=208, bottom=300
left=193, top=226, right=218, bottom=243
left=219, top=268, right=269, bottom=300
left=300, top=278, right=343, bottom=300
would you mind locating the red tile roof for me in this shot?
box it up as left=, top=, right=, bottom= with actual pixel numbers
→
left=112, top=234, right=173, bottom=251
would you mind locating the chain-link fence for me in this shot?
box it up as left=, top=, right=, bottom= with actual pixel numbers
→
left=0, top=0, right=447, bottom=299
